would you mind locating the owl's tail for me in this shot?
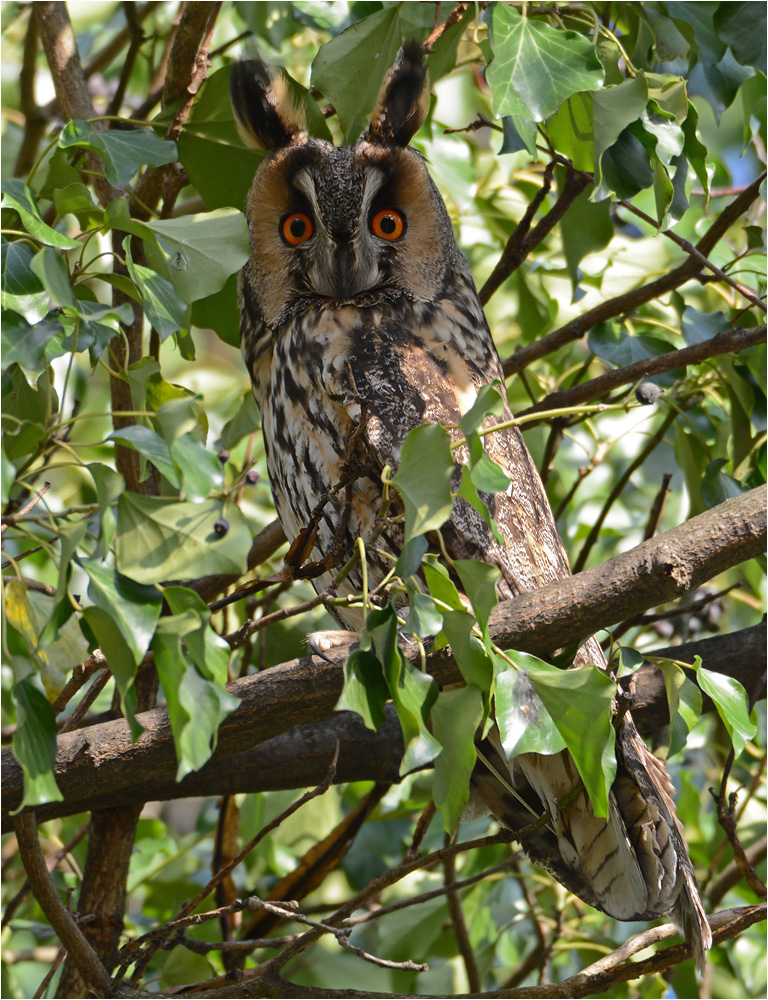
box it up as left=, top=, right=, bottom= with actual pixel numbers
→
left=471, top=703, right=712, bottom=971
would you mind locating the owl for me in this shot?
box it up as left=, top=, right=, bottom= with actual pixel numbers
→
left=231, top=43, right=711, bottom=968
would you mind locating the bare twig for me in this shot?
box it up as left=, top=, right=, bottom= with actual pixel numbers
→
left=33, top=946, right=66, bottom=999
left=716, top=751, right=767, bottom=900
left=51, top=650, right=108, bottom=715
left=13, top=12, right=48, bottom=177
left=572, top=408, right=676, bottom=572
left=643, top=473, right=673, bottom=541
left=106, top=3, right=147, bottom=117
left=59, top=668, right=111, bottom=734
left=13, top=813, right=111, bottom=996
left=1, top=482, right=51, bottom=532
left=443, top=841, right=481, bottom=992
left=708, top=834, right=768, bottom=907
left=424, top=4, right=469, bottom=50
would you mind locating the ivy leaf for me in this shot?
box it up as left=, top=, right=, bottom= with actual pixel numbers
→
left=79, top=559, right=162, bottom=667
left=337, top=649, right=389, bottom=730
left=403, top=589, right=444, bottom=639
left=1, top=240, right=49, bottom=322
left=108, top=425, right=181, bottom=488
left=116, top=495, right=250, bottom=584
left=487, top=5, right=603, bottom=122
left=494, top=657, right=566, bottom=758
left=454, top=559, right=500, bottom=639
left=457, top=467, right=504, bottom=547
left=1, top=311, right=66, bottom=378
left=11, top=678, right=63, bottom=809
left=392, top=423, right=454, bottom=542
left=143, top=209, right=250, bottom=304
left=59, top=119, right=177, bottom=186
left=123, top=236, right=186, bottom=340
left=432, top=686, right=484, bottom=833
left=1, top=179, right=81, bottom=249
left=698, top=665, right=757, bottom=758
left=366, top=604, right=441, bottom=774
left=512, top=651, right=616, bottom=818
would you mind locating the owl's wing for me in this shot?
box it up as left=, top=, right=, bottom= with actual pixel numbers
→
left=344, top=321, right=710, bottom=967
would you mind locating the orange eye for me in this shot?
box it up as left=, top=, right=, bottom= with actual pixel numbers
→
left=371, top=208, right=405, bottom=241
left=281, top=213, right=314, bottom=245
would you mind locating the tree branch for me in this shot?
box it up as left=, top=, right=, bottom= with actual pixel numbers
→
left=515, top=324, right=767, bottom=423
left=3, top=490, right=764, bottom=828
left=502, top=174, right=766, bottom=377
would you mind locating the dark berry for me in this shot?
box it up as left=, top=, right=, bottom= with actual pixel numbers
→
left=635, top=382, right=660, bottom=405
left=214, top=518, right=230, bottom=536
left=217, top=449, right=230, bottom=464
left=245, top=469, right=261, bottom=485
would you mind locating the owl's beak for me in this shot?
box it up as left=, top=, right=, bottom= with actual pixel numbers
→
left=331, top=242, right=374, bottom=300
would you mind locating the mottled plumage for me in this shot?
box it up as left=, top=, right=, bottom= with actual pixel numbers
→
left=231, top=43, right=711, bottom=967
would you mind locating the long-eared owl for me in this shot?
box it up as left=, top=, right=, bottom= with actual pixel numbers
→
left=231, top=42, right=710, bottom=966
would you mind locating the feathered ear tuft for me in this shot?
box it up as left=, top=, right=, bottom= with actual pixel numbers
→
left=229, top=59, right=306, bottom=151
left=366, top=40, right=430, bottom=147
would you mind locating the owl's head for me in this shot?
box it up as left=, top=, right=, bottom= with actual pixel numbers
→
left=230, top=42, right=458, bottom=326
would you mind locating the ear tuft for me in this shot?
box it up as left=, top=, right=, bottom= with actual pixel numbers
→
left=229, top=59, right=305, bottom=151
left=366, top=40, right=430, bottom=147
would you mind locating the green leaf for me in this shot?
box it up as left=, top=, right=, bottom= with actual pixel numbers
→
left=422, top=560, right=464, bottom=612
left=88, top=462, right=124, bottom=556
left=468, top=436, right=512, bottom=494
left=653, top=658, right=703, bottom=758
left=681, top=306, right=729, bottom=345
left=53, top=181, right=99, bottom=220
left=547, top=92, right=595, bottom=171
left=1, top=310, right=66, bottom=378
left=458, top=383, right=505, bottom=439
left=403, top=589, right=443, bottom=639
left=108, top=425, right=180, bottom=488
left=176, top=67, right=262, bottom=212
left=587, top=324, right=681, bottom=383
left=143, top=209, right=250, bottom=305
left=454, top=559, right=500, bottom=638
left=494, top=657, right=566, bottom=758
left=11, top=678, right=63, bottom=809
left=59, top=119, right=177, bottom=186
left=161, top=946, right=214, bottom=988
left=441, top=610, right=494, bottom=695
left=30, top=246, right=75, bottom=308
left=714, top=2, right=767, bottom=74
left=337, top=649, right=389, bottom=730
left=1, top=365, right=58, bottom=457
left=516, top=652, right=616, bottom=818
left=153, top=586, right=237, bottom=779
left=487, top=6, right=603, bottom=122
left=190, top=273, right=242, bottom=348
left=392, top=423, right=454, bottom=541
left=1, top=240, right=49, bottom=322
left=80, top=559, right=162, bottom=666
left=116, top=494, right=250, bottom=584
left=499, top=114, right=539, bottom=158
left=697, top=665, right=757, bottom=757
left=396, top=533, right=429, bottom=579
left=689, top=48, right=755, bottom=122
left=366, top=605, right=441, bottom=774
left=431, top=685, right=484, bottom=833
left=311, top=6, right=432, bottom=138
left=457, top=466, right=505, bottom=547
left=681, top=103, right=710, bottom=197
left=171, top=434, right=223, bottom=502
left=591, top=76, right=649, bottom=198
left=1, top=179, right=81, bottom=249
left=123, top=236, right=186, bottom=340
left=559, top=185, right=613, bottom=290
left=81, top=604, right=142, bottom=736
left=701, top=459, right=745, bottom=508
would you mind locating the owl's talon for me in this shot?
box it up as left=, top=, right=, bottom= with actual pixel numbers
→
left=307, top=630, right=359, bottom=662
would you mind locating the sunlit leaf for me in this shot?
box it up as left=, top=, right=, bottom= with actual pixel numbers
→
left=697, top=664, right=757, bottom=757
left=392, top=423, right=454, bottom=541
left=11, top=678, right=63, bottom=809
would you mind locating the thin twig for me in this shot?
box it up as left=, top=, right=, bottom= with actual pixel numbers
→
left=33, top=946, right=66, bottom=999
left=443, top=840, right=481, bottom=992
left=1, top=482, right=51, bottom=533
left=643, top=473, right=673, bottom=541
left=59, top=669, right=111, bottom=734
left=716, top=751, right=767, bottom=900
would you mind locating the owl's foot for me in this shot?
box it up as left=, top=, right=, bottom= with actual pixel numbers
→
left=307, top=630, right=359, bottom=663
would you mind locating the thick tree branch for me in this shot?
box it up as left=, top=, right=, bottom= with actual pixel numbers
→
left=3, top=490, right=764, bottom=828
left=502, top=174, right=766, bottom=377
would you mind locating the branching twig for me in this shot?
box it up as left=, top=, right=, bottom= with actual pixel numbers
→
left=1, top=482, right=51, bottom=532
left=716, top=751, right=767, bottom=901
left=443, top=842, right=481, bottom=992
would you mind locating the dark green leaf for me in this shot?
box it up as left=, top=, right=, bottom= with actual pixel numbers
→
left=171, top=434, right=223, bottom=502
left=457, top=466, right=504, bottom=547
left=681, top=306, right=730, bottom=345
left=547, top=92, right=595, bottom=171
left=59, top=119, right=177, bottom=186
left=1, top=310, right=66, bottom=378
left=108, top=425, right=180, bottom=487
left=458, top=384, right=505, bottom=439
left=701, top=459, right=745, bottom=508
left=396, top=533, right=429, bottom=579
left=403, top=589, right=443, bottom=639
left=454, top=559, right=500, bottom=637
left=487, top=6, right=603, bottom=122
left=30, top=247, right=74, bottom=308
left=80, top=559, right=162, bottom=666
left=1, top=240, right=48, bottom=322
left=560, top=185, right=613, bottom=290
left=715, top=2, right=767, bottom=74
left=441, top=610, right=494, bottom=694
left=337, top=648, right=389, bottom=729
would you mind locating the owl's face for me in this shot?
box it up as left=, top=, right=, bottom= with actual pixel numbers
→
left=231, top=43, right=455, bottom=328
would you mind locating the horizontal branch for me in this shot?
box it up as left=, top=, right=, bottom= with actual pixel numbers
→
left=2, top=489, right=763, bottom=829
left=515, top=324, right=766, bottom=423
